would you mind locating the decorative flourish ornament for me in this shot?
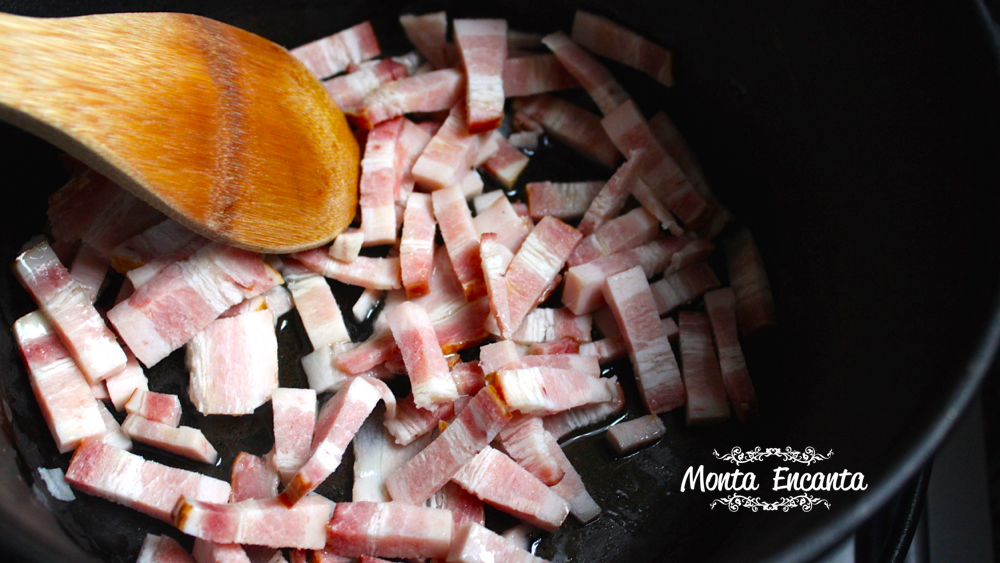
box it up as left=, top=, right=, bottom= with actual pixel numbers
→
left=713, top=446, right=834, bottom=466
left=710, top=494, right=832, bottom=512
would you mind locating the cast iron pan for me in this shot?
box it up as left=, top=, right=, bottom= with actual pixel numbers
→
left=1, top=1, right=999, bottom=562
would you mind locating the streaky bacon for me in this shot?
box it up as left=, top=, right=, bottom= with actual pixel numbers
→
left=396, top=119, right=434, bottom=212
left=508, top=130, right=540, bottom=149
left=413, top=104, right=486, bottom=192
left=724, top=227, right=777, bottom=335
left=385, top=386, right=511, bottom=504
left=543, top=381, right=626, bottom=440
left=520, top=354, right=601, bottom=377
left=452, top=446, right=570, bottom=530
left=352, top=288, right=383, bottom=323
left=399, top=12, right=449, bottom=69
left=571, top=11, right=674, bottom=87
left=472, top=194, right=532, bottom=254
left=512, top=95, right=621, bottom=167
left=357, top=69, right=464, bottom=129
left=329, top=229, right=365, bottom=263
left=426, top=482, right=485, bottom=532
left=473, top=189, right=505, bottom=215
left=105, top=351, right=148, bottom=411
left=125, top=390, right=182, bottom=426
left=454, top=18, right=507, bottom=132
left=577, top=336, right=628, bottom=365
left=400, top=192, right=436, bottom=298
left=433, top=184, right=486, bottom=300
left=459, top=169, right=486, bottom=198
left=325, top=501, right=453, bottom=559
left=663, top=316, right=680, bottom=343
left=110, top=219, right=199, bottom=273
left=480, top=233, right=514, bottom=339
left=498, top=367, right=616, bottom=416
left=568, top=207, right=661, bottom=266
left=383, top=394, right=454, bottom=446
left=13, top=312, right=106, bottom=453
left=511, top=307, right=593, bottom=344
left=185, top=310, right=279, bottom=416
left=502, top=54, right=580, bottom=97
left=452, top=362, right=486, bottom=396
left=526, top=338, right=580, bottom=356
left=448, top=522, right=551, bottom=563
left=121, top=415, right=218, bottom=464
left=310, top=552, right=349, bottom=563
left=505, top=217, right=583, bottom=334
left=272, top=388, right=317, bottom=485
left=14, top=241, right=127, bottom=382
left=324, top=59, right=409, bottom=114
left=649, top=262, right=721, bottom=316
left=543, top=431, right=601, bottom=522
left=578, top=150, right=646, bottom=236
left=526, top=181, right=605, bottom=220
left=303, top=341, right=393, bottom=392
left=482, top=136, right=530, bottom=188
left=541, top=31, right=629, bottom=115
left=231, top=452, right=279, bottom=502
left=679, top=311, right=730, bottom=424
left=704, top=288, right=758, bottom=422
left=606, top=415, right=666, bottom=454
left=65, top=440, right=230, bottom=522
left=502, top=524, right=538, bottom=552
left=359, top=117, right=406, bottom=246
left=174, top=496, right=334, bottom=549
left=97, top=401, right=132, bottom=451
left=137, top=534, right=194, bottom=563
left=603, top=266, right=685, bottom=414
left=631, top=178, right=682, bottom=235
left=498, top=415, right=565, bottom=485
left=668, top=238, right=715, bottom=274
left=127, top=236, right=210, bottom=289
left=354, top=407, right=433, bottom=501
left=286, top=273, right=350, bottom=349
left=70, top=244, right=108, bottom=302
left=291, top=22, right=380, bottom=79
left=191, top=540, right=250, bottom=563
left=291, top=249, right=402, bottom=290
left=388, top=302, right=460, bottom=408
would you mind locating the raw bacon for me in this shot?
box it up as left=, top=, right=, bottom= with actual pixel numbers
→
left=703, top=288, right=758, bottom=422
left=502, top=54, right=580, bottom=97
left=602, top=266, right=685, bottom=414
left=498, top=415, right=564, bottom=485
left=502, top=524, right=538, bottom=552
left=454, top=19, right=508, bottom=132
left=571, top=11, right=674, bottom=87
left=480, top=233, right=514, bottom=339
left=520, top=354, right=601, bottom=377
left=231, top=452, right=279, bottom=502
left=324, top=59, right=408, bottom=114
left=399, top=12, right=449, bottom=69
left=511, top=308, right=592, bottom=344
left=578, top=150, right=646, bottom=236
left=286, top=273, right=350, bottom=349
left=452, top=362, right=486, bottom=396
left=292, top=249, right=402, bottom=290
left=360, top=117, right=406, bottom=246
left=413, top=104, right=485, bottom=192
left=543, top=381, right=626, bottom=440
left=127, top=236, right=211, bottom=289
left=526, top=181, right=604, bottom=220
left=525, top=338, right=580, bottom=355
left=110, top=219, right=200, bottom=273
left=97, top=402, right=132, bottom=451
left=472, top=194, right=532, bottom=254
left=482, top=137, right=530, bottom=188
left=329, top=229, right=365, bottom=263
left=497, top=367, right=616, bottom=416
left=70, top=244, right=108, bottom=302
left=448, top=522, right=550, bottom=563
left=631, top=178, right=682, bottom=234
left=14, top=241, right=127, bottom=382
left=505, top=217, right=583, bottom=334
left=577, top=337, right=628, bottom=364
left=678, top=311, right=730, bottom=424
left=186, top=310, right=279, bottom=416
left=272, top=388, right=318, bottom=484
left=357, top=69, right=464, bottom=129
left=105, top=351, right=149, bottom=411
left=478, top=340, right=523, bottom=376
left=383, top=394, right=454, bottom=446
left=301, top=341, right=392, bottom=394
left=669, top=238, right=715, bottom=274
left=724, top=227, right=777, bottom=335
left=192, top=540, right=250, bottom=563
left=606, top=415, right=666, bottom=454
left=354, top=407, right=432, bottom=501
left=512, top=95, right=621, bottom=167
left=649, top=262, right=721, bottom=316
left=433, top=184, right=486, bottom=300
left=125, top=390, right=182, bottom=427
left=541, top=31, right=629, bottom=115
left=400, top=192, right=436, bottom=298
left=325, top=501, right=453, bottom=559
left=387, top=301, right=459, bottom=407
left=291, top=21, right=380, bottom=79
left=174, top=496, right=334, bottom=549
left=543, top=431, right=600, bottom=522
left=353, top=288, right=383, bottom=322
left=13, top=312, right=106, bottom=453
left=426, top=481, right=485, bottom=531
left=121, top=415, right=218, bottom=464
left=65, top=440, right=230, bottom=522
left=508, top=130, right=540, bottom=149
left=567, top=207, right=661, bottom=266
left=137, top=534, right=194, bottom=563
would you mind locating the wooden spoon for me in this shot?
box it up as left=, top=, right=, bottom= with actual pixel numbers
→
left=0, top=12, right=359, bottom=253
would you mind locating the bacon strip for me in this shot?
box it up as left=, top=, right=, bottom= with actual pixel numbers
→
left=606, top=415, right=666, bottom=454
left=110, top=219, right=200, bottom=273
left=526, top=181, right=604, bottom=220
left=385, top=386, right=511, bottom=504
left=70, top=244, right=108, bottom=302
left=498, top=367, right=616, bottom=416
left=395, top=119, right=434, bottom=210
left=325, top=59, right=409, bottom=114
left=542, top=381, right=626, bottom=440
left=231, top=452, right=279, bottom=502
left=577, top=336, right=628, bottom=365
left=506, top=217, right=583, bottom=334
left=192, top=540, right=250, bottom=563
left=454, top=19, right=508, bottom=132
left=359, top=118, right=405, bottom=245
left=571, top=11, right=674, bottom=87
left=472, top=194, right=532, bottom=253
left=292, top=249, right=401, bottom=290
left=388, top=302, right=459, bottom=408
left=498, top=415, right=564, bottom=485
left=326, top=229, right=362, bottom=264
left=272, top=388, right=317, bottom=485
left=482, top=137, right=530, bottom=188
left=541, top=31, right=629, bottom=115
left=502, top=54, right=580, bottom=97
left=175, top=496, right=334, bottom=550
left=400, top=192, right=437, bottom=298
left=578, top=151, right=646, bottom=236
left=96, top=402, right=132, bottom=451
left=353, top=288, right=383, bottom=323
left=413, top=104, right=486, bottom=192
left=568, top=207, right=660, bottom=267
left=679, top=311, right=730, bottom=424
left=724, top=227, right=777, bottom=335
left=448, top=522, right=551, bottom=563
left=286, top=273, right=350, bottom=349
left=13, top=312, right=106, bottom=453
left=137, top=534, right=194, bottom=563
left=354, top=407, right=432, bottom=501
left=603, top=266, right=685, bottom=414
left=399, top=12, right=449, bottom=69
left=649, top=262, right=721, bottom=316
left=122, top=415, right=218, bottom=464
left=291, top=22, right=380, bottom=79
left=125, top=390, right=182, bottom=427
left=511, top=307, right=592, bottom=344
left=669, top=238, right=715, bottom=274
left=433, top=184, right=486, bottom=299
left=105, top=351, right=148, bottom=411
left=186, top=310, right=279, bottom=416
left=358, top=69, right=464, bottom=129
left=325, top=501, right=453, bottom=559
left=426, top=481, right=485, bottom=533
left=452, top=446, right=569, bottom=530
left=543, top=432, right=601, bottom=522
left=478, top=340, right=523, bottom=377
left=14, top=241, right=127, bottom=382
left=480, top=233, right=514, bottom=339
left=301, top=342, right=392, bottom=394
left=704, top=288, right=758, bottom=422
left=512, top=95, right=620, bottom=167
left=65, top=440, right=230, bottom=522
left=383, top=394, right=454, bottom=446
left=127, top=236, right=211, bottom=289
left=520, top=354, right=601, bottom=377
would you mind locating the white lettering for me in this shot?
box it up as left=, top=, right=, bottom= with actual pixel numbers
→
left=681, top=465, right=704, bottom=492
left=773, top=467, right=789, bottom=491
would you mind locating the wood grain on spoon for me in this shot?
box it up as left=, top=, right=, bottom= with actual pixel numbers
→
left=0, top=12, right=359, bottom=253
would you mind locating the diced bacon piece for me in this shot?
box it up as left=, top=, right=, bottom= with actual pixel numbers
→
left=459, top=169, right=486, bottom=198
left=541, top=31, right=629, bottom=115
left=400, top=192, right=437, bottom=298
left=280, top=377, right=387, bottom=506
left=603, top=266, right=685, bottom=414
left=663, top=316, right=680, bottom=343
left=397, top=117, right=435, bottom=199
left=272, top=388, right=317, bottom=484
left=577, top=336, right=627, bottom=365
left=334, top=330, right=398, bottom=375
left=512, top=95, right=620, bottom=167
left=593, top=306, right=620, bottom=338
left=502, top=54, right=580, bottom=97
left=137, top=534, right=195, bottom=563
left=324, top=59, right=409, bottom=114
left=704, top=288, right=758, bottom=422
left=186, top=310, right=279, bottom=416
left=358, top=69, right=464, bottom=129
left=520, top=354, right=600, bottom=377
left=505, top=217, right=583, bottom=334
left=105, top=351, right=148, bottom=411
left=669, top=239, right=715, bottom=275
left=606, top=415, right=666, bottom=454
left=526, top=181, right=604, bottom=220
left=413, top=104, right=485, bottom=192
left=127, top=236, right=211, bottom=289
left=544, top=432, right=600, bottom=522
left=571, top=11, right=674, bottom=87
left=219, top=295, right=267, bottom=319
left=452, top=362, right=486, bottom=396
left=70, top=244, right=108, bottom=302
left=650, top=262, right=721, bottom=315
left=231, top=452, right=280, bottom=502
left=542, top=381, right=626, bottom=440
left=110, top=219, right=200, bottom=273
left=301, top=342, right=393, bottom=394
left=399, top=12, right=449, bottom=69
left=679, top=311, right=730, bottom=424
left=383, top=394, right=454, bottom=446
left=175, top=496, right=334, bottom=550
left=96, top=401, right=132, bottom=450
left=562, top=236, right=688, bottom=314
left=329, top=229, right=365, bottom=263
left=511, top=308, right=592, bottom=344
left=508, top=131, right=540, bottom=150
left=602, top=101, right=707, bottom=225
left=14, top=242, right=127, bottom=382
left=353, top=288, right=384, bottom=322
left=360, top=118, right=406, bottom=246
left=125, top=390, right=182, bottom=427
left=724, top=227, right=777, bottom=335
left=482, top=137, right=530, bottom=188
left=498, top=415, right=564, bottom=485
left=47, top=170, right=166, bottom=255
left=630, top=178, right=682, bottom=235
left=501, top=524, right=538, bottom=552
left=497, top=367, right=615, bottom=416
left=12, top=311, right=106, bottom=453
left=478, top=340, right=523, bottom=377
left=568, top=207, right=660, bottom=266
left=452, top=446, right=569, bottom=530
left=448, top=522, right=550, bottom=563
left=109, top=243, right=281, bottom=367
left=192, top=540, right=250, bottom=563
left=65, top=440, right=230, bottom=521
left=385, top=386, right=510, bottom=504
left=354, top=407, right=432, bottom=502
left=433, top=184, right=485, bottom=300
left=513, top=111, right=544, bottom=133
left=121, top=415, right=218, bottom=464
left=388, top=302, right=459, bottom=408
left=473, top=195, right=532, bottom=253
left=480, top=233, right=514, bottom=339
left=310, top=553, right=349, bottom=563
left=292, top=249, right=401, bottom=290
left=325, top=501, right=453, bottom=559
left=427, top=482, right=485, bottom=532
left=578, top=150, right=646, bottom=236
left=291, top=22, right=380, bottom=79
left=286, top=274, right=350, bottom=349
left=454, top=19, right=508, bottom=132
left=525, top=338, right=580, bottom=355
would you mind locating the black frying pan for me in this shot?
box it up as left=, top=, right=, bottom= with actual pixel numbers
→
left=1, top=1, right=999, bottom=562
